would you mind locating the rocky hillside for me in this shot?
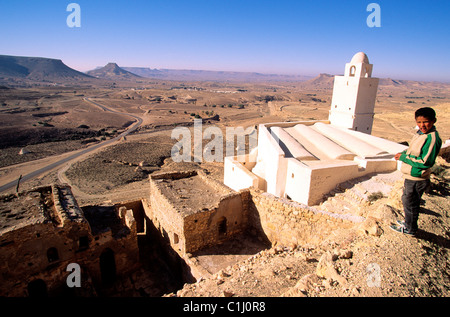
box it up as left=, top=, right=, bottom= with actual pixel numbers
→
left=86, top=63, right=142, bottom=80
left=173, top=156, right=450, bottom=298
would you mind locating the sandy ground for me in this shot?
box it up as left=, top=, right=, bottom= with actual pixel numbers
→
left=0, top=80, right=449, bottom=298
left=176, top=157, right=450, bottom=298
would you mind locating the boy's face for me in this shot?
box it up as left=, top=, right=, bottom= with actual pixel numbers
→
left=415, top=116, right=436, bottom=134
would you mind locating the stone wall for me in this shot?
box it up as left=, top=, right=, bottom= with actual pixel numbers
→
left=148, top=172, right=187, bottom=255
left=0, top=185, right=94, bottom=296
left=115, top=199, right=147, bottom=234
left=148, top=167, right=362, bottom=259
left=183, top=191, right=248, bottom=253
left=247, top=188, right=357, bottom=248
left=81, top=205, right=140, bottom=291
left=0, top=185, right=139, bottom=296
left=0, top=221, right=90, bottom=296
left=148, top=170, right=249, bottom=256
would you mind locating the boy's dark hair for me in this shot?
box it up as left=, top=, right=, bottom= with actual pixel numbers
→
left=415, top=107, right=436, bottom=120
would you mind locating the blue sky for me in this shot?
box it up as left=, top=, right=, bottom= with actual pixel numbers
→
left=1, top=0, right=449, bottom=82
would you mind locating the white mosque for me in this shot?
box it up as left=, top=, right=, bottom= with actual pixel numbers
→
left=224, top=52, right=408, bottom=206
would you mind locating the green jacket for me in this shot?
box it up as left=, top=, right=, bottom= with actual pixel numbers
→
left=399, top=127, right=442, bottom=180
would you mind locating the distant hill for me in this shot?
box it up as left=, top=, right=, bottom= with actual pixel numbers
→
left=299, top=73, right=450, bottom=90
left=299, top=73, right=335, bottom=89
left=123, top=67, right=311, bottom=82
left=378, top=77, right=450, bottom=89
left=0, top=55, right=93, bottom=83
left=1, top=54, right=448, bottom=88
left=121, top=67, right=165, bottom=79
left=86, top=63, right=142, bottom=80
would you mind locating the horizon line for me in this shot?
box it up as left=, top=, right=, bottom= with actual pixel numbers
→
left=2, top=53, right=450, bottom=84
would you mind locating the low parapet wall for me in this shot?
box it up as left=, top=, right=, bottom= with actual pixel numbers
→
left=224, top=156, right=260, bottom=191
left=248, top=188, right=361, bottom=248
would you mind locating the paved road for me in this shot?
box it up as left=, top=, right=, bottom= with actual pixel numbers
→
left=0, top=98, right=143, bottom=193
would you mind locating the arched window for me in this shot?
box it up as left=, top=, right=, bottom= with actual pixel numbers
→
left=47, top=247, right=59, bottom=263
left=349, top=66, right=356, bottom=77
left=363, top=66, right=370, bottom=78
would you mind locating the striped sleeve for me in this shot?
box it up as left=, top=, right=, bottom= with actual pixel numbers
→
left=399, top=132, right=440, bottom=170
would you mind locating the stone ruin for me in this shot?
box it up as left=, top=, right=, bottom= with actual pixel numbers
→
left=148, top=170, right=248, bottom=256
left=0, top=184, right=139, bottom=296
left=1, top=164, right=374, bottom=296
left=2, top=52, right=448, bottom=297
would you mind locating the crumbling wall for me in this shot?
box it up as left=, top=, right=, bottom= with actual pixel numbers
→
left=149, top=167, right=359, bottom=256
left=184, top=171, right=249, bottom=253
left=149, top=173, right=187, bottom=255
left=183, top=191, right=248, bottom=253
left=0, top=185, right=140, bottom=296
left=148, top=170, right=250, bottom=256
left=115, top=199, right=146, bottom=234
left=0, top=185, right=95, bottom=296
left=0, top=220, right=93, bottom=296
left=80, top=204, right=140, bottom=289
left=248, top=188, right=357, bottom=248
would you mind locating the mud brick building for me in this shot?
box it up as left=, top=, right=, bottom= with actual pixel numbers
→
left=148, top=170, right=249, bottom=257
left=0, top=184, right=139, bottom=297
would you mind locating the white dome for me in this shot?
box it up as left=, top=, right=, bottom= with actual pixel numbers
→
left=351, top=52, right=369, bottom=64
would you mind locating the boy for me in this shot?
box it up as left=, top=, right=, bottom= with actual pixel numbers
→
left=392, top=107, right=442, bottom=236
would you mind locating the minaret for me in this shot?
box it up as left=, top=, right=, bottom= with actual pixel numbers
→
left=328, top=52, right=379, bottom=134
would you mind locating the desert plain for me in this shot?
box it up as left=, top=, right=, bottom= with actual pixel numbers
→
left=1, top=70, right=449, bottom=297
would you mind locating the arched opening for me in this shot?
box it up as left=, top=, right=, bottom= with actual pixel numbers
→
left=100, top=248, right=116, bottom=286
left=363, top=66, right=370, bottom=78
left=27, top=279, right=47, bottom=297
left=218, top=217, right=227, bottom=235
left=47, top=247, right=59, bottom=263
left=349, top=65, right=356, bottom=77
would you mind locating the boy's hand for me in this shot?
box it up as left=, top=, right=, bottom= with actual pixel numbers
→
left=394, top=153, right=402, bottom=160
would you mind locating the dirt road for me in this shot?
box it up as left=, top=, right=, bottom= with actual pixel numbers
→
left=0, top=98, right=143, bottom=193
